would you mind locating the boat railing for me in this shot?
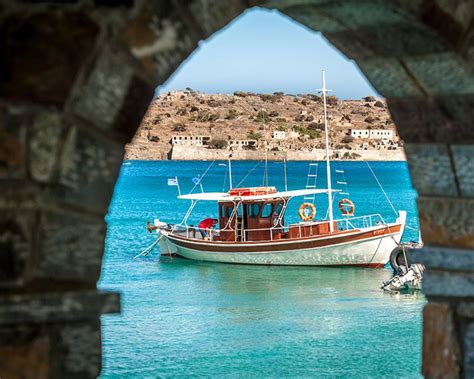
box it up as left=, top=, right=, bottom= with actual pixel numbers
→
left=172, top=213, right=387, bottom=242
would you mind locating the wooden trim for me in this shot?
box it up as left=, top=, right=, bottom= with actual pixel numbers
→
left=167, top=224, right=402, bottom=253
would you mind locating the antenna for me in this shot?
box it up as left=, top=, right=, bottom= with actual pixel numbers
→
left=319, top=71, right=334, bottom=232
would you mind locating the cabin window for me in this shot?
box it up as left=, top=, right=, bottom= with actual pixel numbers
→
left=226, top=206, right=234, bottom=218
left=248, top=203, right=260, bottom=218
left=237, top=204, right=243, bottom=217
left=274, top=202, right=283, bottom=215
left=220, top=204, right=225, bottom=218
left=261, top=203, right=273, bottom=218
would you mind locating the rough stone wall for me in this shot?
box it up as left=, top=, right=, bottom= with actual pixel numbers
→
left=1, top=0, right=473, bottom=377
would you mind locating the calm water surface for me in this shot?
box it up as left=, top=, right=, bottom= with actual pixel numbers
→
left=99, top=160, right=424, bottom=378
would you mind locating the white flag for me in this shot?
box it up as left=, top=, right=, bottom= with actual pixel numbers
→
left=167, top=177, right=178, bottom=186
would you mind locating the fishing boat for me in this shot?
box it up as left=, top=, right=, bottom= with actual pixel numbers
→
left=147, top=72, right=406, bottom=267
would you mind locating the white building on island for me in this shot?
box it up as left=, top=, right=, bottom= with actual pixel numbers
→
left=171, top=135, right=211, bottom=146
left=350, top=129, right=393, bottom=140
left=272, top=130, right=286, bottom=140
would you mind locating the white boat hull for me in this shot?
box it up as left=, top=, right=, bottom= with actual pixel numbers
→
left=158, top=213, right=406, bottom=267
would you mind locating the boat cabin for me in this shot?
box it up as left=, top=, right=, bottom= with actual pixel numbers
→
left=179, top=187, right=338, bottom=243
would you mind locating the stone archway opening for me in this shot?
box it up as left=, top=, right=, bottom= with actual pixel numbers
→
left=1, top=1, right=472, bottom=378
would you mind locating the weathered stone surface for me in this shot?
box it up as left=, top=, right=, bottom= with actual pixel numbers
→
left=423, top=302, right=460, bottom=378
left=68, top=40, right=154, bottom=139
left=451, top=145, right=474, bottom=197
left=404, top=143, right=458, bottom=196
left=0, top=11, right=99, bottom=106
left=0, top=104, right=29, bottom=179
left=0, top=291, right=120, bottom=325
left=412, top=246, right=474, bottom=271
left=418, top=196, right=474, bottom=248
left=325, top=23, right=448, bottom=60
left=458, top=303, right=474, bottom=318
left=57, top=321, right=102, bottom=378
left=56, top=125, right=124, bottom=213
left=357, top=57, right=425, bottom=98
left=0, top=325, right=50, bottom=378
left=464, top=323, right=474, bottom=378
left=29, top=110, right=64, bottom=183
left=281, top=6, right=346, bottom=33
left=423, top=270, right=474, bottom=297
left=404, top=53, right=474, bottom=96
left=37, top=211, right=106, bottom=283
left=0, top=210, right=34, bottom=287
left=387, top=97, right=474, bottom=143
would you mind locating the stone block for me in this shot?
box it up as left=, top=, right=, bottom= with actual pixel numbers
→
left=56, top=124, right=124, bottom=214
left=423, top=302, right=460, bottom=378
left=0, top=290, right=120, bottom=325
left=404, top=53, right=474, bottom=96
left=387, top=97, right=474, bottom=143
left=0, top=104, right=28, bottom=179
left=0, top=11, right=99, bottom=106
left=189, top=0, right=248, bottom=37
left=357, top=57, right=424, bottom=98
left=56, top=321, right=102, bottom=378
left=412, top=246, right=474, bottom=271
left=67, top=39, right=154, bottom=140
left=29, top=110, right=64, bottom=183
left=325, top=22, right=447, bottom=60
left=318, top=1, right=409, bottom=28
left=278, top=6, right=346, bottom=33
left=451, top=145, right=474, bottom=197
left=0, top=209, right=35, bottom=287
left=464, top=323, right=474, bottom=378
left=423, top=270, right=474, bottom=297
left=36, top=211, right=106, bottom=283
left=0, top=324, right=50, bottom=378
left=418, top=196, right=474, bottom=248
left=404, top=143, right=458, bottom=196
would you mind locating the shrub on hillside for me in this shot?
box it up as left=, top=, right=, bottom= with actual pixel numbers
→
left=247, top=131, right=263, bottom=140
left=363, top=96, right=376, bottom=102
left=341, top=135, right=355, bottom=143
left=147, top=135, right=160, bottom=142
left=226, top=109, right=239, bottom=120
left=326, top=96, right=339, bottom=106
left=308, top=122, right=324, bottom=130
left=172, top=123, right=186, bottom=132
left=364, top=116, right=376, bottom=124
left=255, top=110, right=270, bottom=123
left=374, top=100, right=385, bottom=108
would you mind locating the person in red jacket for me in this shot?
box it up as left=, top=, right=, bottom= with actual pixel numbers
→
left=198, top=218, right=218, bottom=238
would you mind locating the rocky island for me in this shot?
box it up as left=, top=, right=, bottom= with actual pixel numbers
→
left=125, top=90, right=405, bottom=161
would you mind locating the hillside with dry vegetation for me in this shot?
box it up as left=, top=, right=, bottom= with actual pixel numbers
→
left=125, top=90, right=401, bottom=160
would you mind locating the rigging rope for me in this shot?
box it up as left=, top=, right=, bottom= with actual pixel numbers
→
left=189, top=160, right=216, bottom=194
left=236, top=160, right=262, bottom=188
left=365, top=161, right=398, bottom=217
left=221, top=163, right=229, bottom=192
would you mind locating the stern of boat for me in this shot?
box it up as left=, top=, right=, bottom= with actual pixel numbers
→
left=395, top=210, right=407, bottom=243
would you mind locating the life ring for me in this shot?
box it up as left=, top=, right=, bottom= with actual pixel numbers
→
left=338, top=198, right=355, bottom=216
left=298, top=203, right=316, bottom=221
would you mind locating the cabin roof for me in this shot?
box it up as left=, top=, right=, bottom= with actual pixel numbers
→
left=177, top=188, right=339, bottom=202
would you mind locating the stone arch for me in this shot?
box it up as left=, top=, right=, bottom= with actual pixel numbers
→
left=0, top=1, right=472, bottom=377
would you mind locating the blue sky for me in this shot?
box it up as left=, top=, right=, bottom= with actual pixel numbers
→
left=158, top=8, right=379, bottom=99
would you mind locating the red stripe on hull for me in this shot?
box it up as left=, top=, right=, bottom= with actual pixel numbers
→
left=167, top=224, right=402, bottom=253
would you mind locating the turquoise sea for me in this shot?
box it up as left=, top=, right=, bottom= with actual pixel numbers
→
left=99, top=160, right=424, bottom=378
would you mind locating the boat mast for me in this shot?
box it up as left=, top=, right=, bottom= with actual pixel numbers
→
left=321, top=71, right=334, bottom=232
left=228, top=154, right=233, bottom=189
